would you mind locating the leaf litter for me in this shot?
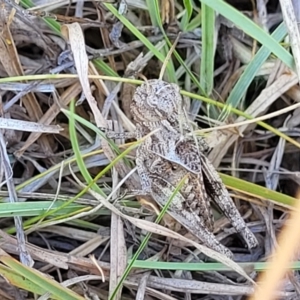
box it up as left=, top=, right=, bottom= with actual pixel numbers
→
left=0, top=0, right=299, bottom=299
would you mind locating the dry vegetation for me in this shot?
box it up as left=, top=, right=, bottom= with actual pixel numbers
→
left=0, top=0, right=300, bottom=299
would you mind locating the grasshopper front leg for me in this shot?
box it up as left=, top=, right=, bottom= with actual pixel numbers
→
left=99, top=127, right=137, bottom=140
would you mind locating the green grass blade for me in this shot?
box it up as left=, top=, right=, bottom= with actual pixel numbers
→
left=201, top=4, right=217, bottom=117
left=0, top=255, right=84, bottom=300
left=16, top=138, right=141, bottom=235
left=200, top=4, right=215, bottom=95
left=93, top=59, right=119, bottom=77
left=0, top=264, right=50, bottom=296
left=181, top=0, right=194, bottom=30
left=131, top=260, right=300, bottom=272
left=182, top=90, right=300, bottom=149
left=184, top=0, right=193, bottom=21
left=109, top=175, right=188, bottom=300
left=62, top=107, right=122, bottom=154
left=220, top=173, right=296, bottom=208
left=186, top=13, right=202, bottom=32
left=226, top=22, right=288, bottom=109
left=145, top=0, right=159, bottom=26
left=68, top=100, right=106, bottom=196
left=150, top=0, right=206, bottom=91
left=199, top=0, right=294, bottom=69
left=104, top=3, right=165, bottom=62
left=0, top=201, right=85, bottom=217
left=21, top=0, right=119, bottom=77
left=20, top=0, right=61, bottom=34
left=145, top=0, right=176, bottom=82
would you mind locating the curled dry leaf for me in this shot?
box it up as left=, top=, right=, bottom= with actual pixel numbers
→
left=61, top=22, right=105, bottom=127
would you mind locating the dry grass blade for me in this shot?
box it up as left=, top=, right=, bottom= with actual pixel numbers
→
left=209, top=72, right=299, bottom=166
left=109, top=212, right=126, bottom=300
left=249, top=190, right=300, bottom=300
left=82, top=178, right=255, bottom=283
left=17, top=82, right=83, bottom=155
left=0, top=118, right=62, bottom=133
left=197, top=100, right=300, bottom=134
left=0, top=5, right=54, bottom=157
left=0, top=229, right=111, bottom=276
left=280, top=0, right=300, bottom=80
left=0, top=132, right=33, bottom=267
left=108, top=122, right=127, bottom=300
left=0, top=248, right=85, bottom=300
left=127, top=274, right=292, bottom=298
left=2, top=0, right=300, bottom=298
left=61, top=22, right=105, bottom=127
left=130, top=274, right=255, bottom=295
left=134, top=272, right=150, bottom=300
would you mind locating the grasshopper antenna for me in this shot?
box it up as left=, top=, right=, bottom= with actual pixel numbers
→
left=138, top=73, right=150, bottom=92
left=159, top=34, right=181, bottom=80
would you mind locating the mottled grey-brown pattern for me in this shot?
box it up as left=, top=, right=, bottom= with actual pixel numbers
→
left=106, top=78, right=258, bottom=258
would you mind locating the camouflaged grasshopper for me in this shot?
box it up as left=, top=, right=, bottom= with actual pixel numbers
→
left=104, top=78, right=258, bottom=257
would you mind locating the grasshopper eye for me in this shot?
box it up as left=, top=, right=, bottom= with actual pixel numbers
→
left=171, top=165, right=177, bottom=171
